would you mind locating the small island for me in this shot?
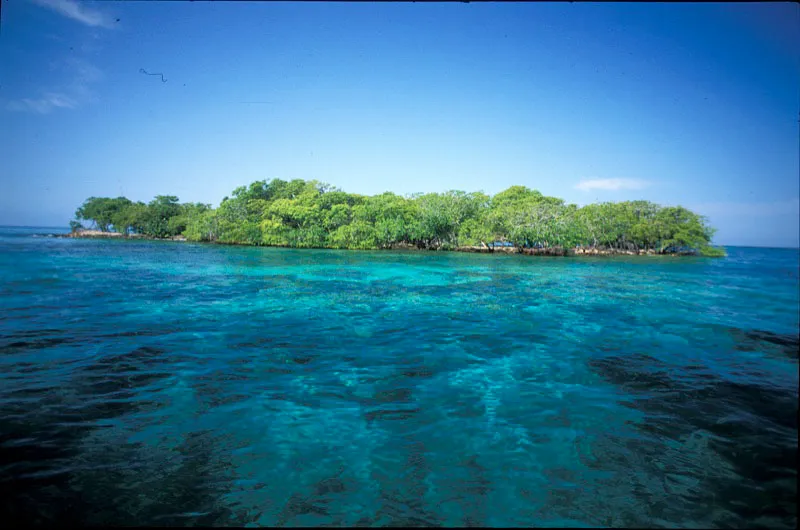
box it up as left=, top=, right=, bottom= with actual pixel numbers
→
left=68, top=179, right=726, bottom=257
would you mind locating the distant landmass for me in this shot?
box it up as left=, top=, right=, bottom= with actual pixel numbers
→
left=69, top=179, right=726, bottom=257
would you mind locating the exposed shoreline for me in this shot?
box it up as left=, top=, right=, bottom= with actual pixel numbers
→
left=61, top=230, right=187, bottom=242
left=455, top=245, right=684, bottom=256
left=60, top=230, right=698, bottom=257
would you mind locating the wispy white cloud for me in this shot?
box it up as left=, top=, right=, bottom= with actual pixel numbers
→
left=66, top=57, right=103, bottom=97
left=29, top=0, right=115, bottom=29
left=6, top=93, right=77, bottom=114
left=6, top=3, right=111, bottom=115
left=574, top=178, right=651, bottom=192
left=689, top=198, right=800, bottom=218
left=5, top=58, right=103, bottom=114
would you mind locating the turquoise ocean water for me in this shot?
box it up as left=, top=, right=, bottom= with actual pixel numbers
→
left=1, top=226, right=797, bottom=527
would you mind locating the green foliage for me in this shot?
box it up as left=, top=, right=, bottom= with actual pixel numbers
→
left=184, top=209, right=219, bottom=242
left=71, top=180, right=722, bottom=256
left=75, top=197, right=133, bottom=232
left=112, top=202, right=148, bottom=235
left=698, top=246, right=727, bottom=257
left=329, top=221, right=378, bottom=250
left=139, top=196, right=181, bottom=238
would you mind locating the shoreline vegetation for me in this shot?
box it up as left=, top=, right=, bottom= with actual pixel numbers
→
left=60, top=231, right=696, bottom=257
left=68, top=179, right=726, bottom=257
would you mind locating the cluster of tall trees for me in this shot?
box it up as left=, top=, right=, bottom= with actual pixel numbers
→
left=72, top=179, right=724, bottom=256
left=72, top=195, right=210, bottom=239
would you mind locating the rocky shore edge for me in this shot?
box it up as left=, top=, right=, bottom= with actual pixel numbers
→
left=61, top=230, right=187, bottom=242
left=455, top=245, right=690, bottom=256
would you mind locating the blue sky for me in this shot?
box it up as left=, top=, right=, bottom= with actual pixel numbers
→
left=1, top=1, right=798, bottom=247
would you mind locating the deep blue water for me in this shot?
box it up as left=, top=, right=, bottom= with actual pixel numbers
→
left=1, top=226, right=797, bottom=527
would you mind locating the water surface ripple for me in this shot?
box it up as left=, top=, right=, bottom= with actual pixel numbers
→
left=1, top=227, right=798, bottom=527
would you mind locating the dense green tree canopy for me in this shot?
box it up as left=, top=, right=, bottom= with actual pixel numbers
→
left=75, top=197, right=133, bottom=232
left=72, top=179, right=725, bottom=256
